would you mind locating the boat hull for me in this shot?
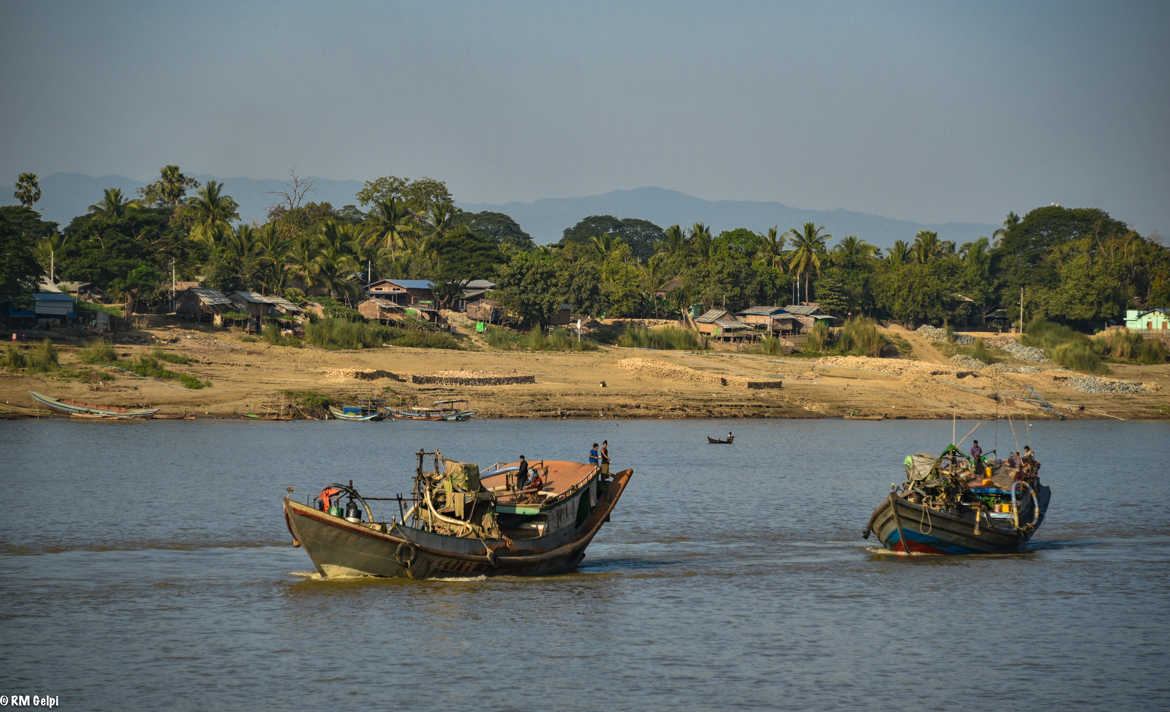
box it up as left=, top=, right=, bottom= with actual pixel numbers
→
left=30, top=390, right=158, bottom=418
left=328, top=407, right=385, bottom=421
left=284, top=468, right=633, bottom=579
left=864, top=485, right=1051, bottom=555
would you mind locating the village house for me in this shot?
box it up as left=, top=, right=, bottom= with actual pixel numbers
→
left=1125, top=308, right=1169, bottom=333
left=367, top=279, right=434, bottom=307
left=736, top=306, right=790, bottom=334
left=228, top=291, right=302, bottom=329
left=357, top=297, right=404, bottom=324
left=695, top=308, right=754, bottom=342
left=176, top=287, right=232, bottom=324
left=783, top=304, right=835, bottom=332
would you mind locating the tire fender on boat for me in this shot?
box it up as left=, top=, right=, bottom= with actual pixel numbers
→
left=395, top=541, right=417, bottom=568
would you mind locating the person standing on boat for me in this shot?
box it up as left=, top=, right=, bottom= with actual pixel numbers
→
left=600, top=440, right=610, bottom=475
left=970, top=440, right=983, bottom=474
left=517, top=455, right=529, bottom=490
left=589, top=443, right=600, bottom=467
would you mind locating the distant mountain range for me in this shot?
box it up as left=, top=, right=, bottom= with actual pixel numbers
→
left=3, top=173, right=997, bottom=250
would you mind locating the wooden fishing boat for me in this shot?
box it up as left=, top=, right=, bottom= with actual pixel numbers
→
left=844, top=413, right=885, bottom=421
left=707, top=434, right=734, bottom=444
left=283, top=449, right=633, bottom=579
left=863, top=446, right=1051, bottom=555
left=29, top=391, right=159, bottom=419
left=69, top=412, right=143, bottom=421
left=329, top=400, right=386, bottom=421
left=389, top=399, right=476, bottom=422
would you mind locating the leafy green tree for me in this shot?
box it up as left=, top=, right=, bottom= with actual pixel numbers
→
left=0, top=206, right=54, bottom=306
left=787, top=222, right=829, bottom=303
left=454, top=211, right=534, bottom=250
left=561, top=215, right=664, bottom=260
left=599, top=242, right=648, bottom=317
left=14, top=173, right=41, bottom=209
left=356, top=176, right=453, bottom=215
left=497, top=250, right=561, bottom=327
left=58, top=206, right=177, bottom=297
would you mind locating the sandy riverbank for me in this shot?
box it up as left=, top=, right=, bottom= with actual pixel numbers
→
left=2, top=323, right=1167, bottom=421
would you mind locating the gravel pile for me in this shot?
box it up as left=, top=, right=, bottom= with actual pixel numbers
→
left=952, top=334, right=975, bottom=345
left=916, top=325, right=948, bottom=341
left=1068, top=376, right=1147, bottom=394
left=950, top=355, right=987, bottom=370
left=996, top=341, right=1049, bottom=363
left=982, top=363, right=1040, bottom=374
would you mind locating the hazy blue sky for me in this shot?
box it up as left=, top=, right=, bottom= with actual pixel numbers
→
left=2, top=0, right=1167, bottom=235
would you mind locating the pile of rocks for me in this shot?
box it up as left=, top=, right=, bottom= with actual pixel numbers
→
left=982, top=363, right=1040, bottom=375
left=952, top=333, right=975, bottom=345
left=1067, top=376, right=1147, bottom=394
left=950, top=354, right=987, bottom=370
left=995, top=341, right=1049, bottom=363
left=916, top=325, right=948, bottom=341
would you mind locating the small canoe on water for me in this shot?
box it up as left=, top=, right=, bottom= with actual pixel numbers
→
left=30, top=391, right=158, bottom=419
left=389, top=399, right=476, bottom=422
left=707, top=435, right=734, bottom=444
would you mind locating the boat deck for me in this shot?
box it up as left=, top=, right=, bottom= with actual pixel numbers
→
left=480, top=460, right=599, bottom=505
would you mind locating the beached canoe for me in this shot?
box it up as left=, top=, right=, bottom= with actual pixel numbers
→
left=30, top=391, right=159, bottom=419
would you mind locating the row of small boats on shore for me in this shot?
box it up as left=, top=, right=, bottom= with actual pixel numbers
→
left=328, top=398, right=476, bottom=422
left=25, top=391, right=475, bottom=423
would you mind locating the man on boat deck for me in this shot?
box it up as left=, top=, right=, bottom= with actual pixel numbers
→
left=970, top=440, right=983, bottom=473
left=517, top=455, right=529, bottom=490
left=589, top=443, right=600, bottom=466
left=600, top=440, right=610, bottom=474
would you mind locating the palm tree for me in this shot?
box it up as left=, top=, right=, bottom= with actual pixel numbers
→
left=887, top=240, right=911, bottom=266
left=35, top=233, right=69, bottom=282
left=662, top=224, right=685, bottom=254
left=912, top=230, right=943, bottom=264
left=787, top=222, right=830, bottom=303
left=992, top=212, right=1019, bottom=246
left=186, top=181, right=240, bottom=248
left=254, top=223, right=292, bottom=294
left=832, top=235, right=876, bottom=269
left=369, top=197, right=414, bottom=264
left=688, top=223, right=712, bottom=260
left=88, top=188, right=135, bottom=219
left=590, top=233, right=619, bottom=261
left=288, top=234, right=319, bottom=291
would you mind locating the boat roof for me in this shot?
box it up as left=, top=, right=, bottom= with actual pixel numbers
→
left=480, top=460, right=598, bottom=504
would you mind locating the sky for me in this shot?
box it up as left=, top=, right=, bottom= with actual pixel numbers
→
left=2, top=0, right=1168, bottom=236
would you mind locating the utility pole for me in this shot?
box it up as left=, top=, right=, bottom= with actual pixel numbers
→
left=1019, top=287, right=1024, bottom=334
left=171, top=258, right=176, bottom=313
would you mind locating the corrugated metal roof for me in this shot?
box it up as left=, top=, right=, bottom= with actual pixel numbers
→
left=188, top=287, right=231, bottom=306
left=784, top=304, right=822, bottom=316
left=382, top=279, right=434, bottom=290
left=714, top=319, right=750, bottom=331
left=231, top=290, right=274, bottom=304
left=737, top=306, right=786, bottom=316
left=696, top=308, right=730, bottom=323
left=464, top=279, right=496, bottom=289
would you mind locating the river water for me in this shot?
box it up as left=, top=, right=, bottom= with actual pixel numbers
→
left=1, top=418, right=1167, bottom=710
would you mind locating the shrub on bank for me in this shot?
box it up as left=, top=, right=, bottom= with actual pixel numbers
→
left=79, top=339, right=117, bottom=364
left=837, top=317, right=887, bottom=357
left=27, top=339, right=59, bottom=373
left=486, top=325, right=596, bottom=351
left=1096, top=329, right=1169, bottom=364
left=617, top=325, right=704, bottom=350
left=1, top=343, right=26, bottom=369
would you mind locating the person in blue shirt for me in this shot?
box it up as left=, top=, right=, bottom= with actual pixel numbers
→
left=589, top=443, right=600, bottom=466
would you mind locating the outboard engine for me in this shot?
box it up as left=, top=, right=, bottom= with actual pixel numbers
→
left=344, top=499, right=362, bottom=523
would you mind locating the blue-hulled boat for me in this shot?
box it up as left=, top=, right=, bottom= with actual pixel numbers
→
left=863, top=446, right=1051, bottom=555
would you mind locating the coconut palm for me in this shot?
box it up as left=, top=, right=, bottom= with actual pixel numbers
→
left=662, top=224, right=685, bottom=254
left=590, top=233, right=620, bottom=261
left=88, top=188, right=135, bottom=219
left=832, top=235, right=876, bottom=269
left=369, top=197, right=414, bottom=263
left=787, top=222, right=830, bottom=303
left=887, top=240, right=912, bottom=266
left=254, top=223, right=292, bottom=294
left=688, top=223, right=712, bottom=260
left=912, top=230, right=943, bottom=264
left=186, top=181, right=240, bottom=249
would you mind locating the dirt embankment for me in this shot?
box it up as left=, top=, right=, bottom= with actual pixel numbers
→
left=2, top=325, right=1167, bottom=420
